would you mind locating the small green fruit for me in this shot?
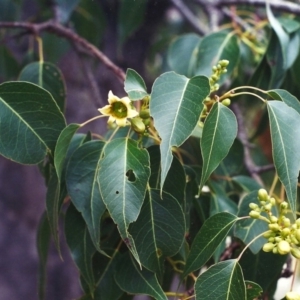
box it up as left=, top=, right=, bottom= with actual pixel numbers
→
left=139, top=109, right=150, bottom=119
left=221, top=98, right=231, bottom=106
left=277, top=240, right=291, bottom=255
left=258, top=189, right=269, bottom=202
left=263, top=242, right=275, bottom=252
left=280, top=201, right=288, bottom=210
left=131, top=117, right=146, bottom=134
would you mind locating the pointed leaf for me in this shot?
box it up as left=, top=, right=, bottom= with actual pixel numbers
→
left=130, top=189, right=185, bottom=276
left=167, top=33, right=202, bottom=77
left=37, top=212, right=51, bottom=300
left=195, top=31, right=240, bottom=82
left=195, top=260, right=246, bottom=300
left=232, top=175, right=262, bottom=192
left=200, top=102, right=237, bottom=190
left=267, top=101, right=300, bottom=214
left=183, top=212, right=238, bottom=277
left=99, top=138, right=150, bottom=260
left=150, top=72, right=210, bottom=189
left=234, top=191, right=269, bottom=254
left=19, top=61, right=66, bottom=112
left=65, top=204, right=96, bottom=296
left=0, top=81, right=66, bottom=164
left=245, top=281, right=263, bottom=300
left=66, top=140, right=106, bottom=252
left=54, top=123, right=80, bottom=182
left=267, top=89, right=300, bottom=115
left=115, top=253, right=168, bottom=300
left=124, top=69, right=148, bottom=100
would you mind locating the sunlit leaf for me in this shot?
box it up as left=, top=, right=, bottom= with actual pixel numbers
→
left=267, top=100, right=300, bottom=214
left=65, top=204, right=96, bottom=296
left=124, top=69, right=148, bottom=100
left=19, top=61, right=66, bottom=112
left=150, top=72, right=210, bottom=190
left=183, top=212, right=238, bottom=277
left=130, top=189, right=185, bottom=277
left=115, top=253, right=167, bottom=300
left=167, top=33, right=201, bottom=77
left=0, top=82, right=66, bottom=164
left=195, top=260, right=246, bottom=300
left=66, top=140, right=106, bottom=252
left=200, top=103, right=237, bottom=190
left=99, top=138, right=150, bottom=263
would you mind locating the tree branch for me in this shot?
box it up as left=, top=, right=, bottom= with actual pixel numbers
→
left=0, top=20, right=126, bottom=83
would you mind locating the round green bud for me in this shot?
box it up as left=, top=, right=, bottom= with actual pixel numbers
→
left=249, top=211, right=260, bottom=219
left=142, top=118, right=151, bottom=126
left=281, top=228, right=291, bottom=237
left=139, top=109, right=150, bottom=119
left=277, top=240, right=291, bottom=255
left=220, top=59, right=229, bottom=67
left=211, top=74, right=218, bottom=81
left=283, top=217, right=291, bottom=227
left=217, top=64, right=221, bottom=70
left=291, top=248, right=300, bottom=259
left=270, top=197, right=276, bottom=206
left=269, top=223, right=280, bottom=231
left=268, top=237, right=275, bottom=243
left=221, top=99, right=231, bottom=106
left=249, top=203, right=259, bottom=210
left=263, top=231, right=274, bottom=238
left=280, top=201, right=288, bottom=210
left=264, top=203, right=272, bottom=211
left=286, top=291, right=300, bottom=300
left=213, top=83, right=219, bottom=90
left=258, top=189, right=269, bottom=202
left=131, top=117, right=146, bottom=134
left=212, top=66, right=217, bottom=72
left=272, top=246, right=278, bottom=254
left=296, top=218, right=300, bottom=228
left=270, top=216, right=278, bottom=223
left=295, top=229, right=300, bottom=242
left=263, top=242, right=275, bottom=252
left=275, top=236, right=282, bottom=243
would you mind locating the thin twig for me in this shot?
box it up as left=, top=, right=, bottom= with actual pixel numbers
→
left=0, top=20, right=126, bottom=83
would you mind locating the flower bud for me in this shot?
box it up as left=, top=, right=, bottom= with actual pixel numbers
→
left=131, top=117, right=146, bottom=134
left=139, top=109, right=150, bottom=119
left=263, top=231, right=274, bottom=238
left=270, top=216, right=278, bottom=223
left=291, top=248, right=300, bottom=259
left=269, top=223, right=280, bottom=231
left=249, top=203, right=259, bottom=210
left=220, top=59, right=229, bottom=67
left=286, top=291, right=300, bottom=300
left=270, top=197, right=276, bottom=206
left=296, top=218, right=300, bottom=228
left=281, top=228, right=291, bottom=237
left=295, top=229, right=300, bottom=242
left=258, top=189, right=269, bottom=202
left=264, top=203, right=272, bottom=211
left=263, top=242, right=275, bottom=252
left=277, top=240, right=291, bottom=255
left=221, top=99, right=231, bottom=106
left=280, top=201, right=288, bottom=210
left=249, top=211, right=260, bottom=219
left=275, top=236, right=282, bottom=243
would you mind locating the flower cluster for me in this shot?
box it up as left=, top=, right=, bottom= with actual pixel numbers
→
left=208, top=59, right=229, bottom=92
left=249, top=189, right=300, bottom=258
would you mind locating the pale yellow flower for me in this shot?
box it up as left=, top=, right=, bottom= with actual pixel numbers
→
left=98, top=91, right=138, bottom=127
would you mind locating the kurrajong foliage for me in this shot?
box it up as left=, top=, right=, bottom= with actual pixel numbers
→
left=1, top=1, right=300, bottom=300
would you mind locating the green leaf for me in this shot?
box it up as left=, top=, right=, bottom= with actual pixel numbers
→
left=234, top=191, right=269, bottom=254
left=130, top=189, right=185, bottom=277
left=267, top=101, right=300, bottom=214
left=267, top=89, right=300, bottom=115
left=55, top=0, right=80, bottom=23
left=19, top=61, right=66, bottom=112
left=183, top=212, right=238, bottom=277
left=99, top=138, right=150, bottom=262
left=46, top=167, right=65, bottom=254
left=195, top=31, right=240, bottom=82
left=124, top=69, right=148, bottom=100
left=54, top=123, right=80, bottom=182
left=167, top=33, right=202, bottom=77
left=200, top=103, right=237, bottom=190
left=37, top=212, right=51, bottom=300
left=150, top=72, right=210, bottom=190
left=66, top=140, right=106, bottom=252
left=195, top=260, right=246, bottom=300
left=245, top=281, right=263, bottom=300
left=0, top=81, right=66, bottom=164
left=232, top=175, right=262, bottom=192
left=65, top=204, right=96, bottom=296
left=115, top=253, right=167, bottom=300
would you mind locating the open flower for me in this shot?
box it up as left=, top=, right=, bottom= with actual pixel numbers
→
left=98, top=91, right=138, bottom=127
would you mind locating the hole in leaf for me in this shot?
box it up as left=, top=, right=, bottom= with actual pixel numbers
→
left=126, top=169, right=136, bottom=182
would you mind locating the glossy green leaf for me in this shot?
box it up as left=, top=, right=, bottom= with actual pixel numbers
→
left=65, top=204, right=96, bottom=296
left=46, top=167, right=65, bottom=254
left=232, top=175, right=262, bottom=192
left=19, top=61, right=66, bottom=112
left=267, top=89, right=300, bottom=115
left=115, top=253, right=167, bottom=300
left=150, top=72, right=210, bottom=190
left=55, top=0, right=80, bottom=23
left=0, top=81, right=66, bottom=164
left=130, top=189, right=185, bottom=276
left=183, top=212, right=238, bottom=277
left=267, top=101, right=300, bottom=214
left=195, top=260, right=246, bottom=300
left=245, top=281, right=263, bottom=300
left=234, top=191, right=268, bottom=254
left=279, top=17, right=300, bottom=33
left=99, top=138, right=150, bottom=262
left=124, top=69, right=148, bottom=100
left=167, top=33, right=201, bottom=77
left=195, top=31, right=240, bottom=81
left=200, top=103, right=237, bottom=190
left=54, top=123, right=80, bottom=182
left=66, top=140, right=106, bottom=252
left=37, top=212, right=51, bottom=300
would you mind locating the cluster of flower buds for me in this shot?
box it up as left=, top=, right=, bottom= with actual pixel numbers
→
left=249, top=189, right=300, bottom=259
left=209, top=59, right=229, bottom=92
